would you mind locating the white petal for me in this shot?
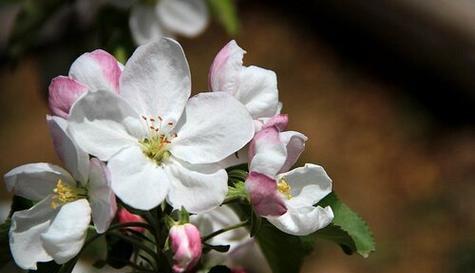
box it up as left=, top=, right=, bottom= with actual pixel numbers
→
left=68, top=90, right=145, bottom=161
left=156, top=0, right=209, bottom=37
left=4, top=163, right=74, bottom=202
left=191, top=206, right=247, bottom=246
left=108, top=145, right=170, bottom=210
left=120, top=38, right=191, bottom=129
left=41, top=199, right=91, bottom=264
left=279, top=164, right=332, bottom=207
left=214, top=147, right=249, bottom=169
left=248, top=127, right=287, bottom=177
left=235, top=66, right=279, bottom=119
left=267, top=205, right=333, bottom=236
left=9, top=196, right=56, bottom=270
left=165, top=158, right=228, bottom=213
left=88, top=158, right=117, bottom=233
left=209, top=40, right=245, bottom=94
left=47, top=115, right=89, bottom=184
left=278, top=131, right=307, bottom=173
left=69, top=49, right=121, bottom=93
left=171, top=92, right=254, bottom=164
left=129, top=4, right=164, bottom=45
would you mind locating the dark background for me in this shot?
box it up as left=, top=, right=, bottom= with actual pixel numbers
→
left=1, top=1, right=474, bottom=272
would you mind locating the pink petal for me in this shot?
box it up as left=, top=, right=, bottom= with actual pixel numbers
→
left=69, top=49, right=121, bottom=93
left=208, top=40, right=245, bottom=94
left=48, top=76, right=88, bottom=118
left=245, top=172, right=287, bottom=217
left=248, top=126, right=282, bottom=161
left=262, top=114, right=288, bottom=132
left=279, top=131, right=308, bottom=173
left=248, top=126, right=287, bottom=177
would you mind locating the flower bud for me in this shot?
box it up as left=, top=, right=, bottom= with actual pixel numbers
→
left=117, top=208, right=145, bottom=233
left=169, top=223, right=202, bottom=273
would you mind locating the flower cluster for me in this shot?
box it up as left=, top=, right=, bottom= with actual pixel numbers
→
left=3, top=38, right=335, bottom=273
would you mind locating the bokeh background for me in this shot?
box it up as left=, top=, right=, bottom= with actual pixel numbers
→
left=1, top=1, right=475, bottom=272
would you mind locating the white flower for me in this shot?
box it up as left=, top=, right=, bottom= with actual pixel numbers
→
left=129, top=0, right=209, bottom=45
left=246, top=126, right=334, bottom=236
left=4, top=116, right=116, bottom=270
left=191, top=206, right=271, bottom=273
left=208, top=40, right=282, bottom=168
left=67, top=38, right=254, bottom=213
left=209, top=40, right=281, bottom=127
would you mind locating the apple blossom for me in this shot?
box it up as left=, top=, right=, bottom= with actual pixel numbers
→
left=246, top=126, right=334, bottom=236
left=169, top=223, right=203, bottom=273
left=129, top=0, right=209, bottom=45
left=4, top=116, right=116, bottom=269
left=209, top=40, right=281, bottom=127
left=67, top=38, right=254, bottom=212
left=48, top=49, right=122, bottom=118
left=208, top=41, right=285, bottom=168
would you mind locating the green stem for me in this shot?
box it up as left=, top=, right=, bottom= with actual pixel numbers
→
left=202, top=220, right=249, bottom=242
left=68, top=222, right=159, bottom=272
left=143, top=209, right=167, bottom=272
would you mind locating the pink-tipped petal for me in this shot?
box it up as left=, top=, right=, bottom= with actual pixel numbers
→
left=48, top=76, right=88, bottom=118
left=245, top=172, right=287, bottom=217
left=248, top=126, right=287, bottom=176
left=169, top=223, right=202, bottom=273
left=263, top=114, right=288, bottom=132
left=279, top=131, right=308, bottom=173
left=209, top=40, right=245, bottom=94
left=69, top=49, right=121, bottom=93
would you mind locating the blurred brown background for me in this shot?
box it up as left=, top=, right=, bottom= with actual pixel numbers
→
left=1, top=1, right=475, bottom=272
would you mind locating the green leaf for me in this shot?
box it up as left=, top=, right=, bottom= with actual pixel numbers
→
left=207, top=0, right=240, bottom=35
left=256, top=220, right=315, bottom=273
left=0, top=220, right=11, bottom=268
left=316, top=192, right=375, bottom=257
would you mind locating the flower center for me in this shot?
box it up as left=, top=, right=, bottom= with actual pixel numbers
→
left=51, top=179, right=88, bottom=209
left=139, top=115, right=177, bottom=165
left=277, top=178, right=292, bottom=200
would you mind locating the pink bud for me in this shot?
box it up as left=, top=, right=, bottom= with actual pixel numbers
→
left=117, top=208, right=145, bottom=233
left=169, top=223, right=202, bottom=273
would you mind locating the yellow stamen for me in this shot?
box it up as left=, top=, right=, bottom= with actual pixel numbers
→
left=139, top=115, right=177, bottom=165
left=51, top=179, right=87, bottom=209
left=277, top=178, right=292, bottom=200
